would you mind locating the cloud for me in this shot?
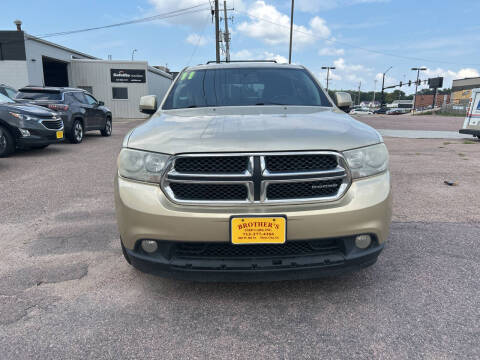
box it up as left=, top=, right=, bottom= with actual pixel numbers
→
left=186, top=33, right=207, bottom=46
left=147, top=0, right=212, bottom=28
left=309, top=17, right=331, bottom=39
left=263, top=51, right=288, bottom=64
left=318, top=47, right=345, bottom=56
left=236, top=1, right=329, bottom=47
left=296, top=0, right=390, bottom=12
left=330, top=57, right=373, bottom=84
left=231, top=49, right=253, bottom=59
left=230, top=49, right=288, bottom=63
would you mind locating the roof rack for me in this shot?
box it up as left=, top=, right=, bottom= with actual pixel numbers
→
left=205, top=60, right=277, bottom=64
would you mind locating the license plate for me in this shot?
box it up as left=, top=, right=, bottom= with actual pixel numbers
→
left=56, top=131, right=64, bottom=139
left=231, top=216, right=286, bottom=245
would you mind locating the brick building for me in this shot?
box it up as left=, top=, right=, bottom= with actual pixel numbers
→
left=414, top=94, right=450, bottom=109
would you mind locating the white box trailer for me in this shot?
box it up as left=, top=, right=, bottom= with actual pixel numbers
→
left=460, top=88, right=480, bottom=139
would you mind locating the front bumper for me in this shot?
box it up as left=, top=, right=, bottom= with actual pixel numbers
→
left=17, top=134, right=63, bottom=147
left=123, top=237, right=384, bottom=282
left=115, top=171, right=392, bottom=280
left=10, top=119, right=64, bottom=147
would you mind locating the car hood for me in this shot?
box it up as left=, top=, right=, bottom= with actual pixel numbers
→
left=3, top=102, right=56, bottom=116
left=127, top=106, right=382, bottom=154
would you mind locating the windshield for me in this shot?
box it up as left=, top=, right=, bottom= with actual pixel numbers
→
left=16, top=91, right=62, bottom=101
left=0, top=93, right=15, bottom=104
left=162, top=67, right=332, bottom=109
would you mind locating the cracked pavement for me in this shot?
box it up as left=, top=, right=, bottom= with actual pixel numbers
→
left=0, top=117, right=479, bottom=359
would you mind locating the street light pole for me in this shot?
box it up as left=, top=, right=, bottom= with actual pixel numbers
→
left=381, top=66, right=392, bottom=108
left=373, top=79, right=378, bottom=106
left=288, top=0, right=294, bottom=64
left=321, top=66, right=335, bottom=92
left=131, top=49, right=137, bottom=61
left=411, top=67, right=427, bottom=114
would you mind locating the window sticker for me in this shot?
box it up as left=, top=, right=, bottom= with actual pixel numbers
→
left=188, top=71, right=196, bottom=80
left=180, top=72, right=188, bottom=81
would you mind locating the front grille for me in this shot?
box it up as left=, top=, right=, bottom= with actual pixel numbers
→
left=162, top=152, right=350, bottom=205
left=267, top=179, right=343, bottom=200
left=265, top=154, right=338, bottom=173
left=170, top=183, right=248, bottom=201
left=41, top=119, right=63, bottom=130
left=174, top=156, right=249, bottom=174
left=173, top=239, right=341, bottom=259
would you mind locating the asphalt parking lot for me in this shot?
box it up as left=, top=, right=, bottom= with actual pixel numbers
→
left=1, top=116, right=479, bottom=359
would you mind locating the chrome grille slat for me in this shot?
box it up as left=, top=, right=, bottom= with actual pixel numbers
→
left=161, top=152, right=351, bottom=205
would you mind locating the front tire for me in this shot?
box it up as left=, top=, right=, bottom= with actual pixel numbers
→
left=101, top=117, right=112, bottom=137
left=0, top=125, right=15, bottom=157
left=69, top=119, right=84, bottom=144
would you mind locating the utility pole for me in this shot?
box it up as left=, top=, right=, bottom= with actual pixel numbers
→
left=321, top=66, right=335, bottom=92
left=357, top=81, right=362, bottom=105
left=214, top=0, right=220, bottom=63
left=288, top=0, right=294, bottom=64
left=411, top=67, right=427, bottom=114
left=373, top=79, right=377, bottom=106
left=223, top=1, right=230, bottom=62
left=381, top=66, right=393, bottom=108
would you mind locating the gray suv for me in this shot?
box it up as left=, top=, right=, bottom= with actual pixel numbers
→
left=16, top=87, right=112, bottom=143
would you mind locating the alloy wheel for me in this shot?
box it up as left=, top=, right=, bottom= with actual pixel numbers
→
left=75, top=122, right=83, bottom=142
left=106, top=120, right=112, bottom=135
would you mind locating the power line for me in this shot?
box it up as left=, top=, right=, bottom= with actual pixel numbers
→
left=234, top=9, right=480, bottom=67
left=36, top=3, right=211, bottom=38
left=184, top=14, right=211, bottom=67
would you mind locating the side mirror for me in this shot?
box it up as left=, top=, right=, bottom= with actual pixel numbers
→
left=335, top=92, right=353, bottom=113
left=139, top=95, right=158, bottom=115
left=98, top=101, right=105, bottom=106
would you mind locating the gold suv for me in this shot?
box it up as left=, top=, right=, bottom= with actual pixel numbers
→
left=115, top=62, right=392, bottom=281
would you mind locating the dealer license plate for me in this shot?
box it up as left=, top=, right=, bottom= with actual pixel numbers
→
left=231, top=216, right=286, bottom=245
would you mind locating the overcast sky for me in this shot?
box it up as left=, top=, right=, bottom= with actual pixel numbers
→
left=2, top=0, right=480, bottom=93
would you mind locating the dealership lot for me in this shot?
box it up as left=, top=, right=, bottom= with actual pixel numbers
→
left=0, top=117, right=479, bottom=359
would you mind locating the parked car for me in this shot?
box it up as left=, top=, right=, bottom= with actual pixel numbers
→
left=0, top=92, right=64, bottom=157
left=349, top=107, right=373, bottom=115
left=115, top=61, right=392, bottom=282
left=0, top=84, right=18, bottom=100
left=373, top=107, right=388, bottom=114
left=15, top=87, right=112, bottom=143
left=386, top=108, right=407, bottom=115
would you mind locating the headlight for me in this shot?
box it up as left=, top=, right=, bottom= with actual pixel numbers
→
left=117, top=148, right=170, bottom=183
left=343, top=143, right=389, bottom=179
left=9, top=112, right=37, bottom=121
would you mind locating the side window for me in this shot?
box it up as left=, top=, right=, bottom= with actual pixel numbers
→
left=64, top=93, right=76, bottom=105
left=5, top=87, right=18, bottom=99
left=85, top=94, right=98, bottom=105
left=112, top=87, right=128, bottom=100
left=72, top=92, right=86, bottom=104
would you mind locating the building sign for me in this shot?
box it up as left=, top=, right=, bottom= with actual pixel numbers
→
left=428, top=77, right=443, bottom=89
left=110, top=69, right=146, bottom=83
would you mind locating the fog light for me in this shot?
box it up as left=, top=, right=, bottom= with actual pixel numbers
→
left=355, top=235, right=372, bottom=249
left=19, top=128, right=30, bottom=137
left=141, top=240, right=158, bottom=253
